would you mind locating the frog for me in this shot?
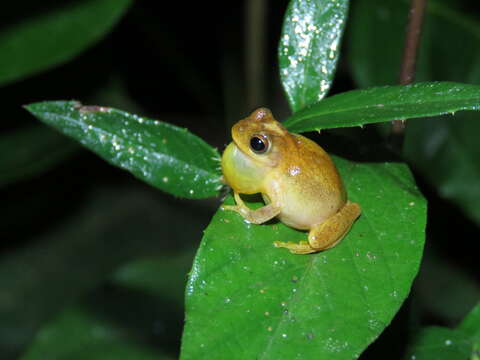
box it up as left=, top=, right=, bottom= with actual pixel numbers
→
left=220, top=108, right=361, bottom=254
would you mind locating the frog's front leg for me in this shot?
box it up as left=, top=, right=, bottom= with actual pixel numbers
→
left=274, top=201, right=361, bottom=254
left=222, top=192, right=281, bottom=224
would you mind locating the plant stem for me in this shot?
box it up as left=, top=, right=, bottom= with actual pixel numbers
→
left=393, top=0, right=428, bottom=135
left=245, top=0, right=267, bottom=109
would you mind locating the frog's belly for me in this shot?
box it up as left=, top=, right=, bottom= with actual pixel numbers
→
left=264, top=192, right=343, bottom=231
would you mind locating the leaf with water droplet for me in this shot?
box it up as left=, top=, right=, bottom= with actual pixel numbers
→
left=279, top=0, right=348, bottom=112
left=404, top=303, right=480, bottom=360
left=25, top=101, right=221, bottom=199
left=283, top=82, right=480, bottom=133
left=348, top=1, right=480, bottom=227
left=181, top=157, right=427, bottom=359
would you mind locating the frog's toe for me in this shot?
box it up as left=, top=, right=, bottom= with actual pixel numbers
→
left=273, top=240, right=316, bottom=254
left=221, top=204, right=237, bottom=211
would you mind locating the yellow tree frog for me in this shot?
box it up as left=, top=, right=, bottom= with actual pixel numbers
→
left=221, top=108, right=361, bottom=254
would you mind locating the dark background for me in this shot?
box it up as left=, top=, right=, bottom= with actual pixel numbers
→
left=1, top=1, right=479, bottom=359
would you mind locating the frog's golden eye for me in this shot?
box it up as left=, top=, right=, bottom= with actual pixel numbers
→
left=250, top=135, right=269, bottom=154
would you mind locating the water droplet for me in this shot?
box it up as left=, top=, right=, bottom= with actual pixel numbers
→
left=224, top=298, right=231, bottom=304
left=445, top=339, right=452, bottom=346
left=282, top=333, right=288, bottom=338
left=264, top=311, right=270, bottom=316
left=163, top=177, right=169, bottom=183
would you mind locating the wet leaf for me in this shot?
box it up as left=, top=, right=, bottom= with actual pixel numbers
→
left=283, top=82, right=480, bottom=133
left=0, top=0, right=132, bottom=86
left=279, top=0, right=348, bottom=112
left=0, top=125, right=77, bottom=187
left=348, top=0, right=480, bottom=225
left=181, top=157, right=426, bottom=360
left=405, top=303, right=480, bottom=360
left=25, top=101, right=222, bottom=199
left=348, top=0, right=480, bottom=87
left=20, top=307, right=173, bottom=360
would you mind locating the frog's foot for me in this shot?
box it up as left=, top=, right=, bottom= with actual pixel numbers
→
left=221, top=192, right=280, bottom=224
left=273, top=240, right=318, bottom=255
left=308, top=201, right=361, bottom=252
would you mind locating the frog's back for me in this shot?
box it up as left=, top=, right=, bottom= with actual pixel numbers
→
left=266, top=134, right=347, bottom=230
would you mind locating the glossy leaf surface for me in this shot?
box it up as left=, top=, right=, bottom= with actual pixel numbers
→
left=348, top=0, right=480, bottom=226
left=283, top=82, right=480, bottom=133
left=181, top=157, right=426, bottom=360
left=405, top=303, right=480, bottom=360
left=279, top=0, right=348, bottom=112
left=25, top=101, right=221, bottom=199
left=348, top=0, right=480, bottom=87
left=20, top=307, right=172, bottom=360
left=0, top=126, right=77, bottom=186
left=0, top=0, right=131, bottom=86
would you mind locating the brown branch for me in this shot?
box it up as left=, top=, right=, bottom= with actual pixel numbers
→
left=392, top=0, right=428, bottom=135
left=245, top=0, right=267, bottom=109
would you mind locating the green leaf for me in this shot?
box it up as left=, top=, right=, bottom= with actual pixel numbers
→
left=0, top=185, right=209, bottom=357
left=405, top=115, right=480, bottom=225
left=404, top=327, right=472, bottom=360
left=347, top=0, right=480, bottom=226
left=181, top=157, right=426, bottom=360
left=405, top=303, right=480, bottom=360
left=279, top=0, right=348, bottom=112
left=112, top=251, right=196, bottom=304
left=459, top=303, right=480, bottom=341
left=283, top=82, right=480, bottom=133
left=0, top=0, right=132, bottom=87
left=348, top=0, right=417, bottom=87
left=25, top=101, right=222, bottom=199
left=20, top=307, right=173, bottom=360
left=0, top=126, right=77, bottom=187
left=348, top=0, right=480, bottom=88
left=415, top=248, right=480, bottom=323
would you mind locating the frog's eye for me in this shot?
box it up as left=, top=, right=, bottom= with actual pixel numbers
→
left=250, top=135, right=269, bottom=154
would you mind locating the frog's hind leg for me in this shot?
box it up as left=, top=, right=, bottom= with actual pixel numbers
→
left=274, top=201, right=361, bottom=254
